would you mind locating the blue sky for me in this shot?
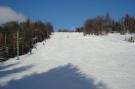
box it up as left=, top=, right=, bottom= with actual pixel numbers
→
left=0, top=0, right=135, bottom=31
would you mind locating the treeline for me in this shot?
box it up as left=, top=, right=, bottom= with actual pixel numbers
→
left=75, top=13, right=135, bottom=35
left=58, top=29, right=74, bottom=32
left=0, top=20, right=53, bottom=61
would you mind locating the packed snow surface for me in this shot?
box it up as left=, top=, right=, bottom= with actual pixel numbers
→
left=0, top=32, right=135, bottom=89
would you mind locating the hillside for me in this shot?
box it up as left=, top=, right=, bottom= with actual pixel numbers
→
left=0, top=32, right=135, bottom=89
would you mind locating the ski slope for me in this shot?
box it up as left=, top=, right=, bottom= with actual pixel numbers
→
left=0, top=32, right=135, bottom=89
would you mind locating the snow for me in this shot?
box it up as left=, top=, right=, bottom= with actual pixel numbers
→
left=0, top=32, right=135, bottom=89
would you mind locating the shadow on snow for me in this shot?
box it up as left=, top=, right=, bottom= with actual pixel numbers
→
left=0, top=64, right=108, bottom=89
left=0, top=65, right=34, bottom=77
left=0, top=62, right=20, bottom=70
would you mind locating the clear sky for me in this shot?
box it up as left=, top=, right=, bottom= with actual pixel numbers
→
left=0, top=0, right=135, bottom=31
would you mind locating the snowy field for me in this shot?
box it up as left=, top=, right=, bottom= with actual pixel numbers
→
left=0, top=32, right=135, bottom=89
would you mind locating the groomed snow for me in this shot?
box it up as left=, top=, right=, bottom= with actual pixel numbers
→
left=0, top=32, right=135, bottom=89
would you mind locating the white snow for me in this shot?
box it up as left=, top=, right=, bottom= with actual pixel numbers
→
left=0, top=32, right=135, bottom=89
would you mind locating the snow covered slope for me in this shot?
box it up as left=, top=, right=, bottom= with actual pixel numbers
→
left=0, top=32, right=135, bottom=89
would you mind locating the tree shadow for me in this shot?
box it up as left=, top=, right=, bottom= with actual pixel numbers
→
left=0, top=65, right=34, bottom=77
left=0, top=64, right=108, bottom=89
left=0, top=62, right=20, bottom=70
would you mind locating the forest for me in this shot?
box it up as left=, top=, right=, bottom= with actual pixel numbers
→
left=76, top=13, right=135, bottom=35
left=0, top=20, right=53, bottom=61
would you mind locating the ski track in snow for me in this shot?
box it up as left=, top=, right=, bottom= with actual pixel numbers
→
left=0, top=32, right=135, bottom=89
